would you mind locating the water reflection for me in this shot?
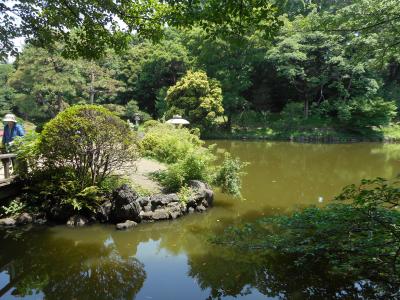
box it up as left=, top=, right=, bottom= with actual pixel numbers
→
left=0, top=227, right=145, bottom=300
left=1, top=142, right=399, bottom=299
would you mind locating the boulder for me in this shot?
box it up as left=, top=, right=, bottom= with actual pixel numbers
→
left=139, top=209, right=170, bottom=221
left=47, top=205, right=74, bottom=223
left=196, top=205, right=207, bottom=213
left=204, top=189, right=214, bottom=205
left=201, top=199, right=209, bottom=208
left=150, top=194, right=179, bottom=207
left=139, top=211, right=154, bottom=221
left=66, top=215, right=89, bottom=227
left=0, top=217, right=16, bottom=226
left=16, top=213, right=33, bottom=225
left=113, top=184, right=139, bottom=202
left=96, top=200, right=112, bottom=223
left=116, top=220, right=137, bottom=230
left=188, top=207, right=195, bottom=214
left=167, top=202, right=184, bottom=219
left=137, top=196, right=150, bottom=207
left=152, top=209, right=170, bottom=220
left=143, top=204, right=152, bottom=212
left=110, top=185, right=141, bottom=223
left=188, top=180, right=207, bottom=190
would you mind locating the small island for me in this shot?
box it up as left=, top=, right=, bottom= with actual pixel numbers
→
left=0, top=105, right=245, bottom=229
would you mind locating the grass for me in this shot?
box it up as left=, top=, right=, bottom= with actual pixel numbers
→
left=203, top=115, right=400, bottom=143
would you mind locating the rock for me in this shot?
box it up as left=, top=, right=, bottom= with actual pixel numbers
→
left=137, top=196, right=150, bottom=207
left=0, top=217, right=16, bottom=226
left=143, top=204, right=152, bottom=212
left=66, top=215, right=89, bottom=227
left=167, top=202, right=183, bottom=219
left=116, top=220, right=137, bottom=230
left=186, top=196, right=198, bottom=208
left=204, top=189, right=214, bottom=205
left=152, top=209, right=170, bottom=220
left=196, top=205, right=207, bottom=213
left=188, top=207, right=195, bottom=214
left=34, top=218, right=47, bottom=225
left=113, top=184, right=139, bottom=205
left=150, top=194, right=179, bottom=207
left=47, top=205, right=74, bottom=223
left=139, top=211, right=154, bottom=221
left=96, top=200, right=112, bottom=223
left=188, top=180, right=207, bottom=190
left=201, top=199, right=209, bottom=208
left=188, top=180, right=213, bottom=206
left=110, top=185, right=141, bottom=223
left=139, top=209, right=170, bottom=221
left=16, top=213, right=33, bottom=225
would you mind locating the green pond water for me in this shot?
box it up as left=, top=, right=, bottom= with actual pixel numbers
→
left=1, top=141, right=400, bottom=300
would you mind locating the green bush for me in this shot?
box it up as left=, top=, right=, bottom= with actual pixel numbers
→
left=155, top=148, right=215, bottom=192
left=23, top=168, right=103, bottom=213
left=140, top=122, right=203, bottom=164
left=334, top=97, right=397, bottom=133
left=142, top=122, right=247, bottom=195
left=40, top=105, right=139, bottom=187
left=214, top=153, right=248, bottom=198
left=125, top=100, right=152, bottom=122
left=274, top=102, right=305, bottom=129
left=13, top=105, right=140, bottom=215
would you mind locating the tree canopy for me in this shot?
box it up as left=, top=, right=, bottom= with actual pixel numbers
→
left=0, top=0, right=283, bottom=61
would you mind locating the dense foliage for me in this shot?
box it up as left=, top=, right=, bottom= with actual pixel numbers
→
left=141, top=121, right=246, bottom=196
left=1, top=0, right=399, bottom=137
left=0, top=0, right=282, bottom=61
left=39, top=105, right=138, bottom=186
left=213, top=177, right=400, bottom=297
left=165, top=70, right=224, bottom=128
left=14, top=105, right=139, bottom=215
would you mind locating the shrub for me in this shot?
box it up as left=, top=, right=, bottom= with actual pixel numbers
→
left=177, top=185, right=194, bottom=203
left=125, top=100, right=152, bottom=122
left=275, top=102, right=305, bottom=129
left=1, top=199, right=26, bottom=217
left=155, top=148, right=215, bottom=192
left=13, top=132, right=41, bottom=177
left=334, top=97, right=397, bottom=133
left=12, top=105, right=140, bottom=216
left=140, top=122, right=203, bottom=164
left=23, top=168, right=103, bottom=213
left=39, top=105, right=139, bottom=187
left=141, top=123, right=247, bottom=195
left=214, top=153, right=248, bottom=198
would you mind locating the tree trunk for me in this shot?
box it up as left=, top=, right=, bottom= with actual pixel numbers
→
left=89, top=69, right=95, bottom=104
left=304, top=98, right=309, bottom=119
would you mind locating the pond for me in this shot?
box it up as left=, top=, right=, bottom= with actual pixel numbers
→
left=1, top=141, right=399, bottom=300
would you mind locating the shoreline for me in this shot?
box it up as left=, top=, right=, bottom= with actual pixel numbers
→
left=0, top=180, right=214, bottom=230
left=202, top=133, right=400, bottom=144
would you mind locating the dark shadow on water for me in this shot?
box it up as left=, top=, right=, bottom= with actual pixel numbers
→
left=0, top=226, right=146, bottom=300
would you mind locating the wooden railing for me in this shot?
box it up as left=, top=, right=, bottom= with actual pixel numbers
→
left=0, top=153, right=17, bottom=185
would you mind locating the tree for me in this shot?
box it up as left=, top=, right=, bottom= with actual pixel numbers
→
left=321, top=0, right=400, bottom=63
left=0, top=63, right=15, bottom=115
left=267, top=17, right=380, bottom=118
left=8, top=46, right=125, bottom=122
left=0, top=0, right=283, bottom=61
left=39, top=105, right=139, bottom=186
left=117, top=32, right=190, bottom=115
left=165, top=70, right=224, bottom=128
left=182, top=27, right=267, bottom=128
